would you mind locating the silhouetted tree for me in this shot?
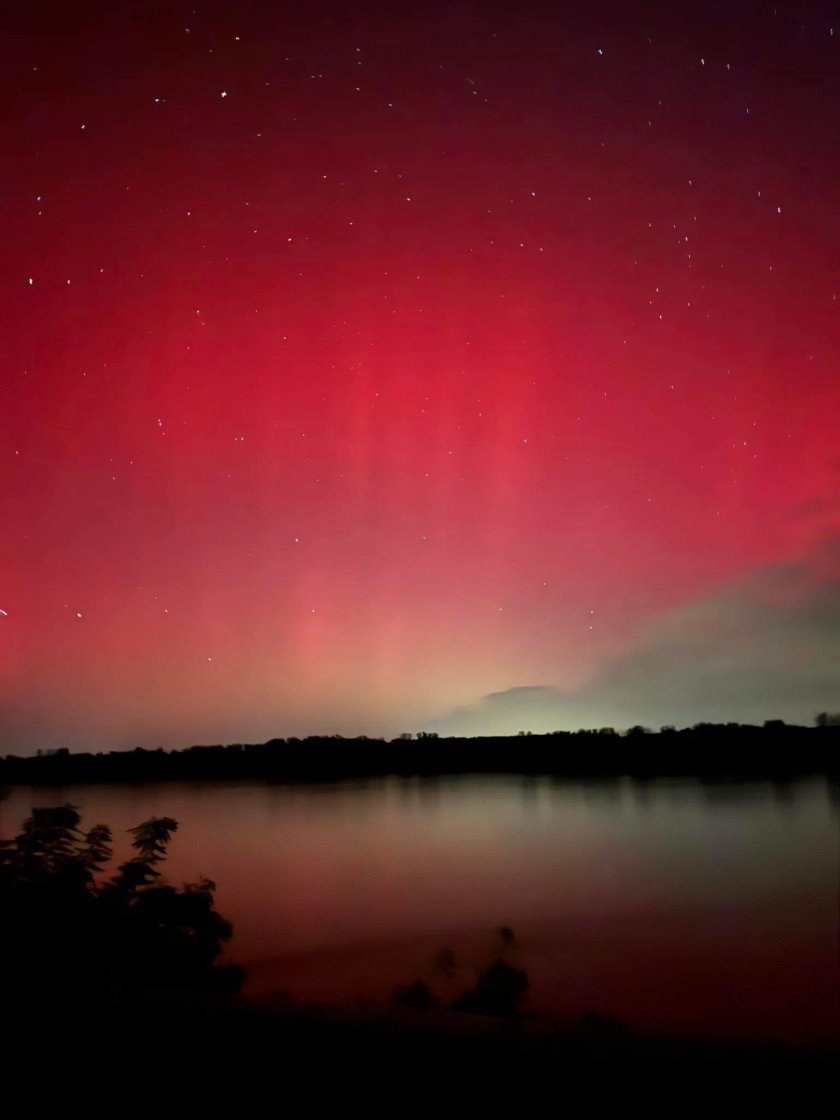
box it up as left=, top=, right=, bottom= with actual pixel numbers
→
left=0, top=805, right=242, bottom=1006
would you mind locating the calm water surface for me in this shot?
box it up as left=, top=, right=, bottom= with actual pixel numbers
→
left=4, top=775, right=837, bottom=1045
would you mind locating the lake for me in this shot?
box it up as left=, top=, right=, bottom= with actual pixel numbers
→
left=3, top=774, right=837, bottom=1045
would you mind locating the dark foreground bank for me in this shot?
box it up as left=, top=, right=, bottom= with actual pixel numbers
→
left=6, top=990, right=837, bottom=1108
left=2, top=722, right=838, bottom=785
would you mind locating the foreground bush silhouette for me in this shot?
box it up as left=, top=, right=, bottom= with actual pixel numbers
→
left=393, top=927, right=529, bottom=1019
left=392, top=980, right=440, bottom=1009
left=452, top=959, right=529, bottom=1018
left=0, top=805, right=242, bottom=1004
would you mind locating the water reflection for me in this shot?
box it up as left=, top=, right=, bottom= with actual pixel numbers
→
left=2, top=775, right=837, bottom=1045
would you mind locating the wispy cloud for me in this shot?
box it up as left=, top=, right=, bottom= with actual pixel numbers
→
left=431, top=543, right=840, bottom=734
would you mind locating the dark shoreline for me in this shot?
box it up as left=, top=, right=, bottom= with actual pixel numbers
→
left=7, top=988, right=838, bottom=1103
left=2, top=723, right=838, bottom=786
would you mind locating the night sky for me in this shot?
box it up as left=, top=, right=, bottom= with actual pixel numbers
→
left=2, top=1, right=838, bottom=753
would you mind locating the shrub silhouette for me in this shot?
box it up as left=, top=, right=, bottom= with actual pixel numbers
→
left=451, top=959, right=529, bottom=1018
left=393, top=980, right=440, bottom=1009
left=0, top=805, right=242, bottom=1004
left=393, top=928, right=529, bottom=1019
left=432, top=947, right=458, bottom=979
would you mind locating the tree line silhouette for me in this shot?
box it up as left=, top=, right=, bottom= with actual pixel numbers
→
left=1, top=720, right=836, bottom=787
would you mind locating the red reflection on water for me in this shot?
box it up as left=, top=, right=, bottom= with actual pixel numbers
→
left=4, top=776, right=838, bottom=1045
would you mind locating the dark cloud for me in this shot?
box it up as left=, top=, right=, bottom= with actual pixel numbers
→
left=431, top=550, right=840, bottom=735
left=483, top=686, right=556, bottom=704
